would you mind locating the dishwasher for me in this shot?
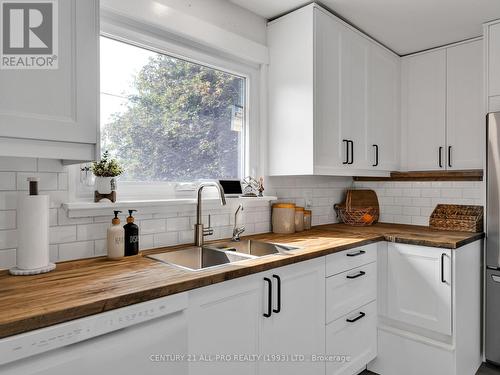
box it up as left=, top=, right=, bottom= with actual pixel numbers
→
left=0, top=292, right=189, bottom=375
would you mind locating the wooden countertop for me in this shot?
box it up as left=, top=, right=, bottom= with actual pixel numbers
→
left=0, top=223, right=483, bottom=339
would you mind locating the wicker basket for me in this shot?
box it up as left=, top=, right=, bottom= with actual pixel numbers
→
left=334, top=190, right=379, bottom=226
left=429, top=204, right=484, bottom=233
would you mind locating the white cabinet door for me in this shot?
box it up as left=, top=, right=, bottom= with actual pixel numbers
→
left=313, top=7, right=343, bottom=171
left=0, top=0, right=99, bottom=160
left=340, top=27, right=369, bottom=169
left=189, top=275, right=262, bottom=375
left=326, top=301, right=377, bottom=375
left=386, top=243, right=452, bottom=335
left=446, top=40, right=483, bottom=170
left=488, top=22, right=500, bottom=98
left=402, top=50, right=446, bottom=171
left=368, top=45, right=400, bottom=171
left=260, top=257, right=325, bottom=375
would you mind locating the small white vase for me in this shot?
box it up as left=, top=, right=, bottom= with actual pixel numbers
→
left=95, top=177, right=116, bottom=195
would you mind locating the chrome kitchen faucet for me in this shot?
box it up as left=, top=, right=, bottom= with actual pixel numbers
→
left=194, top=181, right=226, bottom=246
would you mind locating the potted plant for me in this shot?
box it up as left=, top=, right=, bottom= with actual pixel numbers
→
left=92, top=151, right=124, bottom=197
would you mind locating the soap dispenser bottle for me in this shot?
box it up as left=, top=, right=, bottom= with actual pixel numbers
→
left=124, top=209, right=139, bottom=256
left=107, top=211, right=124, bottom=259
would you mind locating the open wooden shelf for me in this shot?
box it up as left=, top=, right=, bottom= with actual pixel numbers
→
left=353, top=169, right=483, bottom=182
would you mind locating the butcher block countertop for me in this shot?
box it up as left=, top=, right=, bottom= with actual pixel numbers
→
left=0, top=223, right=483, bottom=339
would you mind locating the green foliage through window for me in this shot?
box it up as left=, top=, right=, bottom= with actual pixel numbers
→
left=100, top=37, right=245, bottom=182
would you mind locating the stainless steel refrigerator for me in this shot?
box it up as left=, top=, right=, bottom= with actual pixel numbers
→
left=487, top=111, right=500, bottom=364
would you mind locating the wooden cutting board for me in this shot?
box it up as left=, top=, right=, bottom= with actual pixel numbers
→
left=347, top=189, right=379, bottom=209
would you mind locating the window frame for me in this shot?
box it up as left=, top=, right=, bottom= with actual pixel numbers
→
left=72, top=15, right=262, bottom=201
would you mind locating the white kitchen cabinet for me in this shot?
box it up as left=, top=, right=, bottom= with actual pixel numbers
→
left=402, top=50, right=447, bottom=171
left=486, top=21, right=500, bottom=105
left=260, top=257, right=325, bottom=375
left=370, top=241, right=482, bottom=375
left=188, top=274, right=263, bottom=375
left=386, top=243, right=452, bottom=335
left=0, top=0, right=99, bottom=163
left=446, top=41, right=483, bottom=170
left=402, top=40, right=483, bottom=171
left=368, top=46, right=400, bottom=171
left=326, top=301, right=377, bottom=375
left=268, top=3, right=399, bottom=177
left=188, top=257, right=325, bottom=375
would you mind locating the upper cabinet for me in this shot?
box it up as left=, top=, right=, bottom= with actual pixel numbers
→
left=486, top=21, right=500, bottom=112
left=0, top=0, right=99, bottom=163
left=401, top=40, right=483, bottom=171
left=267, top=4, right=400, bottom=176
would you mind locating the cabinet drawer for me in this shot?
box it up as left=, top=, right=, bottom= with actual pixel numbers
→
left=326, top=244, right=377, bottom=277
left=326, top=262, right=377, bottom=323
left=326, top=300, right=377, bottom=375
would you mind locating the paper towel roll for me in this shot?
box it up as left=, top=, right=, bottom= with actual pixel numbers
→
left=17, top=194, right=50, bottom=270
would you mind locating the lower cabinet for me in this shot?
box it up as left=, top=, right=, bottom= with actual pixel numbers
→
left=188, top=274, right=263, bottom=375
left=326, top=301, right=377, bottom=375
left=386, top=243, right=452, bottom=335
left=188, top=257, right=326, bottom=375
left=260, top=257, right=326, bottom=375
left=370, top=240, right=482, bottom=375
left=188, top=245, right=378, bottom=375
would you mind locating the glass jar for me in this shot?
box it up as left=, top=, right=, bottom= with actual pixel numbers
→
left=272, top=203, right=296, bottom=234
left=295, top=206, right=305, bottom=232
left=303, top=210, right=312, bottom=230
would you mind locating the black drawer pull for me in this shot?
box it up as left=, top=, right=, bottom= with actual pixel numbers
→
left=346, top=250, right=366, bottom=257
left=263, top=277, right=272, bottom=318
left=342, top=140, right=349, bottom=164
left=441, top=253, right=446, bottom=283
left=346, top=312, right=366, bottom=323
left=346, top=271, right=366, bottom=279
left=272, top=274, right=281, bottom=313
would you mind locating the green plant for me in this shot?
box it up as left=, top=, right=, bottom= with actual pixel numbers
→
left=92, top=151, right=124, bottom=177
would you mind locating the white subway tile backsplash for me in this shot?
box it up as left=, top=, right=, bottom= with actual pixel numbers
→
left=167, top=217, right=190, bottom=231
left=17, top=172, right=58, bottom=191
left=0, top=230, right=18, bottom=249
left=37, top=159, right=64, bottom=172
left=0, top=157, right=37, bottom=172
left=50, top=226, right=77, bottom=244
left=0, top=172, right=352, bottom=269
left=59, top=241, right=94, bottom=261
left=0, top=249, right=16, bottom=268
left=355, top=180, right=484, bottom=225
left=0, top=172, right=16, bottom=190
left=154, top=232, right=179, bottom=247
left=76, top=223, right=106, bottom=241
left=140, top=219, right=167, bottom=235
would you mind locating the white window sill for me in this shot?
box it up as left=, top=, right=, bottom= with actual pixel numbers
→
left=62, top=196, right=278, bottom=218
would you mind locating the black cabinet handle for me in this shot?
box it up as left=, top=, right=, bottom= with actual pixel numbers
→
left=342, top=140, right=349, bottom=164
left=448, top=146, right=452, bottom=168
left=346, top=270, right=366, bottom=279
left=439, top=147, right=443, bottom=168
left=441, top=253, right=446, bottom=283
left=263, top=277, right=272, bottom=317
left=346, top=250, right=366, bottom=257
left=346, top=312, right=366, bottom=323
left=348, top=140, right=354, bottom=164
left=272, top=274, right=281, bottom=313
left=372, top=144, right=379, bottom=167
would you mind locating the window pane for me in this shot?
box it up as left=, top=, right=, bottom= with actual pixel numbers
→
left=100, top=36, right=245, bottom=182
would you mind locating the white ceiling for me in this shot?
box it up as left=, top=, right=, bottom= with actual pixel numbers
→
left=229, top=0, right=500, bottom=55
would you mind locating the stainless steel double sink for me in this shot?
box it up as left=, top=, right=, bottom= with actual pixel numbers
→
left=147, top=240, right=299, bottom=271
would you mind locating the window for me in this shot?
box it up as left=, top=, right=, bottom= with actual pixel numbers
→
left=100, top=36, right=247, bottom=182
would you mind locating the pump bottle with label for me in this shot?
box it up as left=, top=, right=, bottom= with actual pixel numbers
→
left=124, top=210, right=139, bottom=256
left=107, top=211, right=124, bottom=259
